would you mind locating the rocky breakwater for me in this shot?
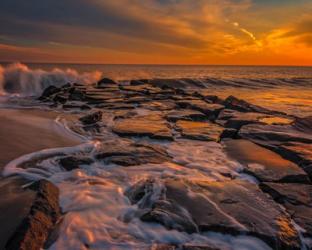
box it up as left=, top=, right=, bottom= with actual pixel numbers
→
left=15, top=77, right=312, bottom=249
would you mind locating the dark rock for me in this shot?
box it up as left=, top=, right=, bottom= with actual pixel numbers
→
left=277, top=143, right=312, bottom=178
left=203, top=95, right=224, bottom=105
left=217, top=110, right=265, bottom=129
left=0, top=177, right=36, bottom=249
left=224, top=140, right=309, bottom=183
left=80, top=105, right=92, bottom=110
left=106, top=103, right=136, bottom=110
left=176, top=120, right=224, bottom=142
left=217, top=109, right=293, bottom=130
left=79, top=111, right=103, bottom=125
left=260, top=182, right=312, bottom=237
left=95, top=142, right=171, bottom=166
left=125, top=178, right=155, bottom=205
left=38, top=86, right=62, bottom=100
left=239, top=123, right=312, bottom=145
left=97, top=78, right=117, bottom=87
left=120, top=84, right=163, bottom=95
left=182, top=245, right=222, bottom=250
left=223, top=95, right=282, bottom=114
left=53, top=94, right=67, bottom=104
left=62, top=103, right=91, bottom=110
left=60, top=83, right=72, bottom=89
left=239, top=121, right=312, bottom=178
left=127, top=178, right=301, bottom=249
left=141, top=101, right=176, bottom=111
left=293, top=116, right=312, bottom=134
left=68, top=88, right=86, bottom=101
left=166, top=110, right=207, bottom=122
left=130, top=80, right=147, bottom=86
left=176, top=100, right=224, bottom=120
left=150, top=78, right=206, bottom=89
left=125, top=96, right=151, bottom=104
left=59, top=156, right=94, bottom=171
left=150, top=79, right=189, bottom=89
left=151, top=244, right=176, bottom=250
left=220, top=128, right=238, bottom=139
left=5, top=179, right=61, bottom=250
left=113, top=110, right=138, bottom=120
left=113, top=114, right=173, bottom=140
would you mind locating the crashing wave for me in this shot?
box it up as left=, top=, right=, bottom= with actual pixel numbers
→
left=0, top=63, right=102, bottom=96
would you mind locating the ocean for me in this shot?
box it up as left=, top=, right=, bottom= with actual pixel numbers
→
left=1, top=62, right=312, bottom=116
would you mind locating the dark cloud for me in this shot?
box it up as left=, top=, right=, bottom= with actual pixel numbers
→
left=0, top=0, right=210, bottom=49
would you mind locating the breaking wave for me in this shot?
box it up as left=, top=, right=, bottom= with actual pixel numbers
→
left=0, top=63, right=102, bottom=96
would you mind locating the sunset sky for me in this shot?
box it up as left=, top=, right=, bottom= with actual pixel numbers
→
left=0, top=0, right=312, bottom=65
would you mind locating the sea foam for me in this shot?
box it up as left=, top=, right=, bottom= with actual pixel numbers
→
left=0, top=63, right=102, bottom=96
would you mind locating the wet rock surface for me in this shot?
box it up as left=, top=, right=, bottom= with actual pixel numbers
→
left=127, top=178, right=301, bottom=249
left=95, top=142, right=171, bottom=166
left=260, top=182, right=312, bottom=237
left=176, top=120, right=224, bottom=142
left=224, top=140, right=309, bottom=183
left=59, top=156, right=95, bottom=171
left=79, top=111, right=103, bottom=125
left=5, top=179, right=61, bottom=250
left=166, top=110, right=207, bottom=122
left=239, top=119, right=312, bottom=178
left=113, top=114, right=173, bottom=140
left=0, top=177, right=35, bottom=250
left=176, top=100, right=224, bottom=119
left=223, top=95, right=283, bottom=115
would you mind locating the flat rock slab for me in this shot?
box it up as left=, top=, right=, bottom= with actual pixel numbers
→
left=6, top=179, right=61, bottom=250
left=239, top=119, right=312, bottom=178
left=223, top=95, right=282, bottom=115
left=166, top=110, right=207, bottom=122
left=224, top=140, right=309, bottom=183
left=120, top=84, right=163, bottom=95
left=239, top=122, right=312, bottom=146
left=260, top=182, right=312, bottom=237
left=176, top=120, right=224, bottom=142
left=95, top=142, right=171, bottom=166
left=217, top=109, right=293, bottom=129
left=176, top=100, right=224, bottom=119
left=141, top=101, right=177, bottom=111
left=127, top=178, right=300, bottom=249
left=113, top=114, right=173, bottom=140
left=279, top=143, right=312, bottom=177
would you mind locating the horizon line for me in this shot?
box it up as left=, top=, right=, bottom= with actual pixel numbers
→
left=1, top=61, right=312, bottom=68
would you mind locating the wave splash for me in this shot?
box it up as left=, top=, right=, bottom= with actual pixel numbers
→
left=0, top=63, right=102, bottom=96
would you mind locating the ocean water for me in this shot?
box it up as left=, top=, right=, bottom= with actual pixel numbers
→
left=0, top=62, right=311, bottom=116
left=0, top=62, right=312, bottom=249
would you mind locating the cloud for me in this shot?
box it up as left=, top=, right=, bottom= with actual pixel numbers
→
left=0, top=0, right=312, bottom=64
left=280, top=15, right=312, bottom=47
left=0, top=0, right=251, bottom=50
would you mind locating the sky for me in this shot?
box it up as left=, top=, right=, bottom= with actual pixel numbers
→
left=0, top=0, right=312, bottom=65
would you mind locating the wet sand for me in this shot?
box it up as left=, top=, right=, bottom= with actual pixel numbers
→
left=0, top=108, right=80, bottom=170
left=0, top=108, right=80, bottom=249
